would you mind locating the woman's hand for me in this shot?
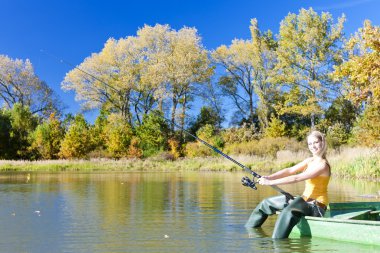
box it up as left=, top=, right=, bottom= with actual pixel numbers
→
left=258, top=177, right=272, bottom=186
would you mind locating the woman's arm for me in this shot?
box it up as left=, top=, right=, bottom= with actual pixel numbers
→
left=259, top=160, right=328, bottom=186
left=265, top=158, right=310, bottom=180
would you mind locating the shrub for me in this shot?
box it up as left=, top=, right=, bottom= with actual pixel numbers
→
left=221, top=123, right=258, bottom=144
left=104, top=114, right=134, bottom=158
left=223, top=137, right=305, bottom=158
left=30, top=113, right=64, bottom=159
left=168, top=138, right=181, bottom=159
left=128, top=136, right=143, bottom=158
left=184, top=141, right=213, bottom=157
left=264, top=116, right=287, bottom=138
left=350, top=105, right=380, bottom=147
left=326, top=122, right=349, bottom=149
left=59, top=114, right=93, bottom=159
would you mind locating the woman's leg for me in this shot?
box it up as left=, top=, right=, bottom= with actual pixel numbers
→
left=271, top=196, right=312, bottom=239
left=245, top=195, right=288, bottom=228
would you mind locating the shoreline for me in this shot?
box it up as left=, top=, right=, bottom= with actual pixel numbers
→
left=0, top=148, right=379, bottom=180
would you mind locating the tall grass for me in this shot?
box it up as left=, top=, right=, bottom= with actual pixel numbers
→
left=329, top=147, right=380, bottom=179
left=0, top=147, right=378, bottom=179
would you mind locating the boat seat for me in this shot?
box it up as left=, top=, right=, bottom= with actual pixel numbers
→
left=369, top=210, right=380, bottom=220
left=333, top=209, right=372, bottom=220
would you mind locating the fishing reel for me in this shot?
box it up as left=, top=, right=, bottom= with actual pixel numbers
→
left=241, top=176, right=258, bottom=190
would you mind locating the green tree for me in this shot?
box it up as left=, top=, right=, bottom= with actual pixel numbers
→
left=59, top=114, right=93, bottom=159
left=274, top=8, right=345, bottom=127
left=0, top=109, right=12, bottom=159
left=135, top=110, right=170, bottom=156
left=324, top=97, right=359, bottom=132
left=31, top=113, right=65, bottom=159
left=9, top=103, right=38, bottom=159
left=91, top=110, right=108, bottom=151
left=188, top=106, right=222, bottom=136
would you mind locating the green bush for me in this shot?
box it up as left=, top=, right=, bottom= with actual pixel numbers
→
left=136, top=111, right=169, bottom=156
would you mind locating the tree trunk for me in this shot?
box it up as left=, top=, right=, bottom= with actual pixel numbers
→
left=171, top=96, right=178, bottom=132
left=179, top=93, right=187, bottom=143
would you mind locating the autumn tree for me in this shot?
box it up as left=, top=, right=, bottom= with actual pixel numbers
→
left=334, top=20, right=380, bottom=106
left=61, top=38, right=143, bottom=125
left=334, top=20, right=380, bottom=146
left=351, top=105, right=380, bottom=147
left=103, top=113, right=134, bottom=158
left=62, top=24, right=213, bottom=139
left=59, top=114, right=93, bottom=159
left=264, top=115, right=287, bottom=138
left=274, top=8, right=345, bottom=128
left=0, top=55, right=62, bottom=117
left=212, top=19, right=277, bottom=129
left=138, top=25, right=213, bottom=137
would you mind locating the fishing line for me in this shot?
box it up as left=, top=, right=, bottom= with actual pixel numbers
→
left=40, top=49, right=294, bottom=199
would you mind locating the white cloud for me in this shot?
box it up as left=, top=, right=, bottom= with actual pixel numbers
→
left=314, top=0, right=374, bottom=11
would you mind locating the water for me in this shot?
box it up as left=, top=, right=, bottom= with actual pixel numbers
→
left=0, top=172, right=379, bottom=252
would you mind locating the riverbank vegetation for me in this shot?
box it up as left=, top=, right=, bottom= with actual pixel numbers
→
left=0, top=8, right=379, bottom=178
left=0, top=147, right=378, bottom=180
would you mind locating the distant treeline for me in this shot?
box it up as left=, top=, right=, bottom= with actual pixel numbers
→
left=0, top=8, right=379, bottom=160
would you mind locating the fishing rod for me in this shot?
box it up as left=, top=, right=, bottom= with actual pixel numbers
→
left=41, top=49, right=294, bottom=200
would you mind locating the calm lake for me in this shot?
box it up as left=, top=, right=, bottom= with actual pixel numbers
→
left=1, top=171, right=380, bottom=253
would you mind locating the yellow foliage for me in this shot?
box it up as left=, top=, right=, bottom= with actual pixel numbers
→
left=128, top=137, right=143, bottom=159
left=184, top=142, right=213, bottom=158
left=168, top=138, right=181, bottom=159
left=334, top=20, right=380, bottom=106
left=264, top=116, right=287, bottom=138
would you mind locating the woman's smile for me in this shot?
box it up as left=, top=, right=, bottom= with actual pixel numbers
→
left=308, top=136, right=322, bottom=155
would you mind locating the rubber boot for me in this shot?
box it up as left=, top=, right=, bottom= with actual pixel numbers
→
left=272, top=196, right=312, bottom=239
left=245, top=195, right=288, bottom=228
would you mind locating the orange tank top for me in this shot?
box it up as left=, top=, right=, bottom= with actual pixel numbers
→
left=302, top=175, right=330, bottom=205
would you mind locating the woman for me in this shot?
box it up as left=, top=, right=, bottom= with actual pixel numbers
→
left=245, top=130, right=330, bottom=239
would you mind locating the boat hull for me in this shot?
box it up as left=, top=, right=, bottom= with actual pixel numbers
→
left=290, top=202, right=380, bottom=245
left=290, top=215, right=380, bottom=245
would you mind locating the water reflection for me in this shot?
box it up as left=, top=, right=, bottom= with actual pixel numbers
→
left=0, top=172, right=379, bottom=252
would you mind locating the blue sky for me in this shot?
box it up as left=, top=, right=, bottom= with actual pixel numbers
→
left=1, top=0, right=379, bottom=123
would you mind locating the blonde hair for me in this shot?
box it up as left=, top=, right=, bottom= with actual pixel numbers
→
left=307, top=130, right=327, bottom=158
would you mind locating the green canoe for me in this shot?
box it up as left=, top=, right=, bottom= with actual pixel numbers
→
left=290, top=201, right=380, bottom=245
